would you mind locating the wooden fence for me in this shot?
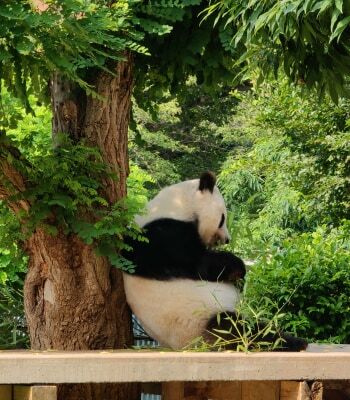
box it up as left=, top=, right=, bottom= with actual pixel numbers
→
left=0, top=344, right=349, bottom=400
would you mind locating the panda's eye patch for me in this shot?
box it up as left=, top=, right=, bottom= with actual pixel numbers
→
left=219, top=214, right=225, bottom=228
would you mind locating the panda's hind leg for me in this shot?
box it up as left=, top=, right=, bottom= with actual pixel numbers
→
left=204, top=311, right=307, bottom=352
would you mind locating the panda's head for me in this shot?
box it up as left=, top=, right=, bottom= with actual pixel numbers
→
left=136, top=171, right=230, bottom=247
left=194, top=171, right=230, bottom=246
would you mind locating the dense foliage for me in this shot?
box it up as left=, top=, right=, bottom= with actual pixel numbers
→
left=246, top=223, right=350, bottom=343
left=220, top=80, right=349, bottom=251
left=130, top=80, right=240, bottom=193
left=206, top=0, right=350, bottom=101
left=219, top=80, right=350, bottom=342
left=0, top=0, right=146, bottom=109
left=133, top=3, right=239, bottom=110
left=0, top=0, right=237, bottom=115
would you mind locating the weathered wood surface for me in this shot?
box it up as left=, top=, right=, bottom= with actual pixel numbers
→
left=0, top=345, right=349, bottom=384
left=241, top=381, right=280, bottom=400
left=306, top=344, right=350, bottom=353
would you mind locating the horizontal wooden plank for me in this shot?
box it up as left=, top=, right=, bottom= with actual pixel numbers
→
left=0, top=346, right=350, bottom=384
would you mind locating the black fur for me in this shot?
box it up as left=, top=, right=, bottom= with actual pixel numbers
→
left=123, top=218, right=245, bottom=283
left=205, top=311, right=308, bottom=352
left=198, top=171, right=216, bottom=193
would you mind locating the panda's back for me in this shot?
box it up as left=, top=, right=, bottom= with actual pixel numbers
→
left=123, top=273, right=240, bottom=349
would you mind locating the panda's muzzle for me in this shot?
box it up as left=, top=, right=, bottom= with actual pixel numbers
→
left=210, top=233, right=230, bottom=247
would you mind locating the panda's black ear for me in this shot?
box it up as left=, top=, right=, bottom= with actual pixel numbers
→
left=199, top=171, right=216, bottom=193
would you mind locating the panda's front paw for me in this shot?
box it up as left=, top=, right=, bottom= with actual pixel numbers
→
left=204, top=251, right=246, bottom=283
left=227, top=263, right=246, bottom=282
left=224, top=253, right=246, bottom=283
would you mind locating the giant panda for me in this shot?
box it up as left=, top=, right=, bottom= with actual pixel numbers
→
left=122, top=172, right=307, bottom=351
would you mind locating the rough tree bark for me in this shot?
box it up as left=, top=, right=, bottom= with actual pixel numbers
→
left=17, top=54, right=139, bottom=400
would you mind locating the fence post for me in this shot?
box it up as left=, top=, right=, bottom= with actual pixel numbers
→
left=0, top=385, right=12, bottom=400
left=162, top=382, right=184, bottom=400
left=13, top=385, right=57, bottom=400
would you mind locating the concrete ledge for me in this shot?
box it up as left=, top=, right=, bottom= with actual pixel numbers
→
left=0, top=345, right=350, bottom=384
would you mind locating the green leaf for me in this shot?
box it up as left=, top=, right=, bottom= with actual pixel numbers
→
left=330, top=16, right=350, bottom=42
left=331, top=9, right=341, bottom=32
left=47, top=194, right=74, bottom=209
left=15, top=37, right=35, bottom=55
left=335, top=0, right=343, bottom=13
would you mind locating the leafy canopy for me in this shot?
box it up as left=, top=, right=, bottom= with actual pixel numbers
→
left=0, top=0, right=238, bottom=115
left=206, top=0, right=350, bottom=102
left=133, top=2, right=239, bottom=110
left=0, top=0, right=149, bottom=110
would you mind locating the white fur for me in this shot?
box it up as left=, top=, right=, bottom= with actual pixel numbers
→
left=123, top=273, right=240, bottom=349
left=135, top=178, right=230, bottom=245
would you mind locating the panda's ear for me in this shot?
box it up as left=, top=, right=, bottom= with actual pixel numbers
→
left=199, top=171, right=216, bottom=193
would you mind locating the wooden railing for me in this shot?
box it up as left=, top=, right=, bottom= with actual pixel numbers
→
left=0, top=344, right=349, bottom=399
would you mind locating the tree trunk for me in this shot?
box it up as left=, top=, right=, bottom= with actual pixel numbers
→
left=23, top=54, right=140, bottom=400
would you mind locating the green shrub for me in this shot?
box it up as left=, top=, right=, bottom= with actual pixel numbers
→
left=244, top=222, right=350, bottom=343
left=0, top=277, right=28, bottom=349
left=0, top=200, right=28, bottom=349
